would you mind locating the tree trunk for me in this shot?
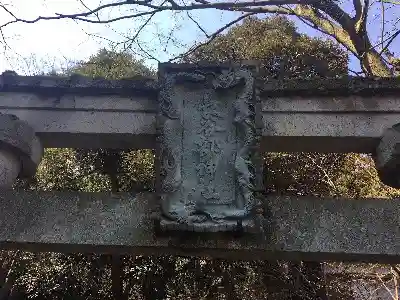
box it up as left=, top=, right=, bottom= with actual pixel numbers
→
left=362, top=49, right=393, bottom=77
left=111, top=255, right=125, bottom=300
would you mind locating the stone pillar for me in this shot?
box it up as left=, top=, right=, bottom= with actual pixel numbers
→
left=374, top=123, right=400, bottom=188
left=0, top=114, right=43, bottom=187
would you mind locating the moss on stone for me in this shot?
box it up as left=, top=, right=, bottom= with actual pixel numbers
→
left=260, top=76, right=400, bottom=96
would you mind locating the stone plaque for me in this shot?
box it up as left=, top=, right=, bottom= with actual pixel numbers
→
left=156, top=63, right=262, bottom=232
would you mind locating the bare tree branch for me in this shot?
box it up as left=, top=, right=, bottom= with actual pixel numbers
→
left=382, top=0, right=400, bottom=4
left=0, top=1, right=162, bottom=28
left=122, top=0, right=168, bottom=51
left=0, top=0, right=353, bottom=49
left=174, top=0, right=293, bottom=13
left=376, top=273, right=397, bottom=300
left=2, top=10, right=163, bottom=28
left=166, top=0, right=318, bottom=10
left=0, top=4, right=17, bottom=19
left=168, top=11, right=258, bottom=62
left=369, top=16, right=400, bottom=54
left=185, top=0, right=293, bottom=14
left=354, top=0, right=369, bottom=33
left=289, top=5, right=359, bottom=56
left=77, top=0, right=94, bottom=13
left=349, top=68, right=365, bottom=76
left=1, top=1, right=131, bottom=25
left=0, top=0, right=317, bottom=29
left=0, top=0, right=394, bottom=76
left=392, top=265, right=400, bottom=277
left=137, top=40, right=161, bottom=63
left=379, top=28, right=400, bottom=55
left=77, top=0, right=101, bottom=22
left=353, top=0, right=363, bottom=21
left=313, top=1, right=356, bottom=33
left=187, top=11, right=210, bottom=38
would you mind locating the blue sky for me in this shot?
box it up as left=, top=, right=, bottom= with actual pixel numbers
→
left=0, top=0, right=398, bottom=75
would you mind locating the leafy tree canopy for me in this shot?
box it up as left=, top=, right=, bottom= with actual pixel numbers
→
left=185, top=16, right=348, bottom=80
left=70, top=48, right=155, bottom=79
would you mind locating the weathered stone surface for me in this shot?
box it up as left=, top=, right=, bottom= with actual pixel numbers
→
left=4, top=70, right=400, bottom=97
left=1, top=90, right=400, bottom=152
left=156, top=63, right=262, bottom=232
left=0, top=71, right=158, bottom=97
left=0, top=92, right=156, bottom=111
left=0, top=190, right=399, bottom=263
left=374, top=123, right=400, bottom=188
left=0, top=114, right=43, bottom=180
left=261, top=95, right=400, bottom=153
left=263, top=95, right=400, bottom=112
left=259, top=76, right=400, bottom=96
left=0, top=151, right=21, bottom=187
left=0, top=91, right=156, bottom=149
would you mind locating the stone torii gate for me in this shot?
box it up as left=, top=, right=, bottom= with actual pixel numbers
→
left=0, top=63, right=399, bottom=263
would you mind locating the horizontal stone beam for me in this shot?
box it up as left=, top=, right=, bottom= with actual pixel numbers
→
left=0, top=189, right=399, bottom=263
left=0, top=92, right=157, bottom=149
left=262, top=95, right=400, bottom=153
left=0, top=91, right=399, bottom=153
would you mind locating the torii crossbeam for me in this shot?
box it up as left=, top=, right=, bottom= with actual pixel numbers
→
left=0, top=64, right=399, bottom=262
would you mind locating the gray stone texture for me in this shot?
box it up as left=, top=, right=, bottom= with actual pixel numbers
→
left=0, top=190, right=399, bottom=263
left=1, top=72, right=400, bottom=152
left=0, top=92, right=156, bottom=149
left=0, top=150, right=21, bottom=187
left=1, top=92, right=400, bottom=153
left=156, top=64, right=262, bottom=232
left=374, top=123, right=400, bottom=188
left=0, top=70, right=399, bottom=257
left=258, top=76, right=400, bottom=96
left=2, top=73, right=400, bottom=190
left=0, top=71, right=158, bottom=96
left=0, top=114, right=42, bottom=180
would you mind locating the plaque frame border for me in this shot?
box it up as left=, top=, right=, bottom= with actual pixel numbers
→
left=155, top=62, right=263, bottom=232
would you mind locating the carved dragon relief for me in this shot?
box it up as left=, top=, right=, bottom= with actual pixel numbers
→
left=157, top=66, right=260, bottom=232
left=158, top=72, right=207, bottom=223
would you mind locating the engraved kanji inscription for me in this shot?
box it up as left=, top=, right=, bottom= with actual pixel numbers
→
left=156, top=64, right=262, bottom=232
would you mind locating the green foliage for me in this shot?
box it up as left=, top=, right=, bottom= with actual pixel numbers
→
left=264, top=152, right=346, bottom=197
left=185, top=16, right=348, bottom=79
left=70, top=48, right=156, bottom=79
left=15, top=148, right=112, bottom=192
left=23, top=49, right=156, bottom=195
left=34, top=148, right=81, bottom=191
left=17, top=253, right=113, bottom=300
left=119, top=150, right=155, bottom=192
left=69, top=49, right=155, bottom=194
left=333, top=153, right=400, bottom=199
